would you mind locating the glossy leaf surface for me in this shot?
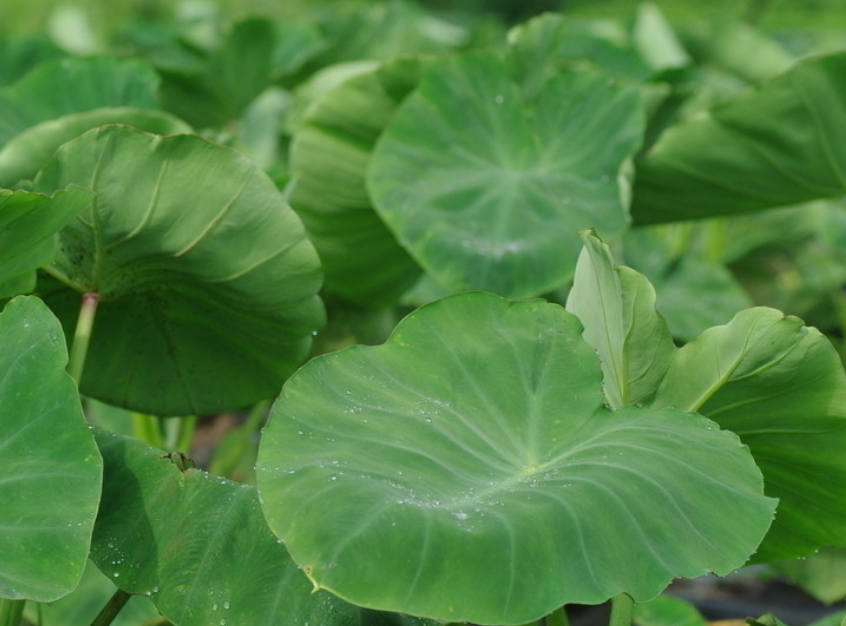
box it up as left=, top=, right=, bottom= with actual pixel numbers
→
left=36, top=126, right=324, bottom=415
left=653, top=308, right=846, bottom=561
left=0, top=296, right=102, bottom=601
left=566, top=233, right=674, bottom=408
left=258, top=292, right=774, bottom=625
left=0, top=56, right=159, bottom=148
left=0, top=107, right=191, bottom=187
left=91, top=429, right=359, bottom=626
left=0, top=187, right=92, bottom=299
left=368, top=54, right=643, bottom=297
left=290, top=59, right=426, bottom=306
left=633, top=52, right=846, bottom=223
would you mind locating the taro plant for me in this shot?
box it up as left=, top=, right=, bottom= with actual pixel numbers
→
left=4, top=3, right=846, bottom=626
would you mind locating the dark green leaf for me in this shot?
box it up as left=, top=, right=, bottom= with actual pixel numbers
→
left=36, top=126, right=324, bottom=415
left=92, top=429, right=359, bottom=626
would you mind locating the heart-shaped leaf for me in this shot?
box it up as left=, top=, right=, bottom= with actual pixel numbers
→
left=0, top=296, right=102, bottom=601
left=632, top=52, right=846, bottom=224
left=0, top=187, right=92, bottom=299
left=91, top=428, right=359, bottom=626
left=652, top=307, right=846, bottom=561
left=0, top=107, right=191, bottom=187
left=367, top=54, right=643, bottom=297
left=257, top=292, right=775, bottom=625
left=0, top=56, right=159, bottom=148
left=35, top=125, right=324, bottom=416
left=566, top=233, right=674, bottom=408
left=290, top=58, right=427, bottom=307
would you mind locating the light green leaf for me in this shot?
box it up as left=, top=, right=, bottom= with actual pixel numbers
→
left=632, top=4, right=690, bottom=72
left=0, top=107, right=191, bottom=187
left=774, top=547, right=846, bottom=605
left=566, top=233, right=674, bottom=409
left=0, top=56, right=159, bottom=148
left=0, top=187, right=92, bottom=299
left=652, top=307, right=846, bottom=561
left=368, top=54, right=643, bottom=297
left=257, top=292, right=774, bottom=625
left=633, top=52, right=846, bottom=224
left=35, top=125, right=324, bottom=416
left=632, top=595, right=706, bottom=626
left=0, top=296, right=102, bottom=601
left=290, top=58, right=427, bottom=306
left=91, top=429, right=359, bottom=626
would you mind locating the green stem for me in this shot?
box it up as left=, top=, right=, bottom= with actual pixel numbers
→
left=89, top=590, right=131, bottom=626
left=608, top=594, right=634, bottom=626
left=67, top=292, right=100, bottom=385
left=0, top=599, right=25, bottom=626
left=546, top=606, right=570, bottom=626
left=174, top=416, right=197, bottom=453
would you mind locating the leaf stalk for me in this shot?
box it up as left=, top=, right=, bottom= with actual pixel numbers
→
left=67, top=292, right=100, bottom=385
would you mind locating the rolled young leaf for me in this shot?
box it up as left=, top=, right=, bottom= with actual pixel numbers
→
left=652, top=308, right=846, bottom=561
left=367, top=53, right=643, bottom=298
left=566, top=232, right=674, bottom=408
left=0, top=187, right=92, bottom=299
left=35, top=125, right=325, bottom=415
left=632, top=52, right=846, bottom=224
left=91, top=428, right=360, bottom=626
left=257, top=292, right=775, bottom=625
left=0, top=296, right=102, bottom=602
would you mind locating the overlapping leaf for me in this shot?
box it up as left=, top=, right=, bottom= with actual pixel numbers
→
left=289, top=58, right=427, bottom=306
left=0, top=108, right=191, bottom=187
left=632, top=52, right=846, bottom=223
left=91, top=429, right=359, bottom=626
left=0, top=187, right=92, bottom=298
left=368, top=54, right=643, bottom=297
left=0, top=56, right=159, bottom=148
left=258, top=292, right=774, bottom=625
left=35, top=125, right=324, bottom=415
left=652, top=308, right=846, bottom=561
left=0, top=296, right=102, bottom=602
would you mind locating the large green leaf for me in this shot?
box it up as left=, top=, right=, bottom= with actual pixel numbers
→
left=257, top=292, right=775, bottom=625
left=652, top=308, right=846, bottom=561
left=367, top=54, right=643, bottom=297
left=0, top=108, right=191, bottom=187
left=632, top=52, right=846, bottom=224
left=0, top=296, right=102, bottom=601
left=566, top=233, right=674, bottom=408
left=35, top=125, right=324, bottom=416
left=0, top=56, right=159, bottom=148
left=91, top=429, right=359, bottom=626
left=0, top=187, right=92, bottom=299
left=290, top=58, right=426, bottom=307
